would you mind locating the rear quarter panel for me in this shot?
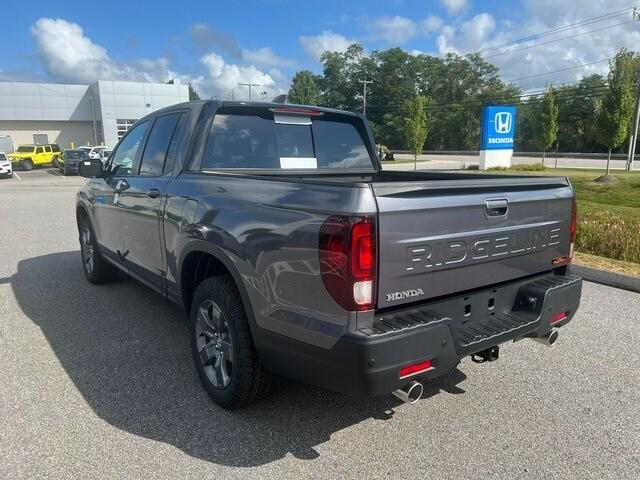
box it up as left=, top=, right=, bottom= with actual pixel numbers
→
left=164, top=172, right=377, bottom=349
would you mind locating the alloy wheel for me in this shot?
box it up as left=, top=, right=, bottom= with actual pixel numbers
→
left=195, top=299, right=234, bottom=388
left=81, top=224, right=94, bottom=275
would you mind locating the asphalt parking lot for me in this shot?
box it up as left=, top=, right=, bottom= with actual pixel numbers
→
left=1, top=168, right=639, bottom=479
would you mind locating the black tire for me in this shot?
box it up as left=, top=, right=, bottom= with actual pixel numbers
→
left=21, top=159, right=34, bottom=171
left=52, top=157, right=59, bottom=168
left=78, top=215, right=119, bottom=284
left=191, top=276, right=272, bottom=409
left=62, top=166, right=68, bottom=176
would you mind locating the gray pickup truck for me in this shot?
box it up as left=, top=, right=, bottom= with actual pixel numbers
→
left=75, top=101, right=582, bottom=408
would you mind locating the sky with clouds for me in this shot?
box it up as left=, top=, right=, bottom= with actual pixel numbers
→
left=1, top=0, right=639, bottom=100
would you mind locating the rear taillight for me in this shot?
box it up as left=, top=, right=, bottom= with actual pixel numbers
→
left=569, top=197, right=577, bottom=262
left=319, top=216, right=376, bottom=311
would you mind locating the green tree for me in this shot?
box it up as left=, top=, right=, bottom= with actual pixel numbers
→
left=287, top=70, right=318, bottom=105
left=317, top=44, right=373, bottom=111
left=597, top=49, right=636, bottom=174
left=555, top=74, right=606, bottom=152
left=405, top=96, right=430, bottom=167
left=539, top=85, right=559, bottom=164
left=188, top=83, right=200, bottom=101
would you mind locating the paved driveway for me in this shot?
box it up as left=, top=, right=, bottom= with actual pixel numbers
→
left=1, top=171, right=638, bottom=479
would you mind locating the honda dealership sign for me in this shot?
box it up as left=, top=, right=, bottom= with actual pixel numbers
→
left=479, top=105, right=516, bottom=169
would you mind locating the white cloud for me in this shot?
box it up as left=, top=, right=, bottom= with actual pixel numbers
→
left=28, top=17, right=291, bottom=101
left=241, top=47, right=295, bottom=68
left=299, top=30, right=355, bottom=61
left=437, top=13, right=496, bottom=54
left=441, top=0, right=469, bottom=15
left=31, top=18, right=178, bottom=84
left=434, top=0, right=640, bottom=88
left=422, top=15, right=444, bottom=34
left=369, top=16, right=417, bottom=45
left=200, top=52, right=283, bottom=100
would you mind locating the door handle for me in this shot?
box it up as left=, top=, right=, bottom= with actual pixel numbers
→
left=146, top=188, right=161, bottom=199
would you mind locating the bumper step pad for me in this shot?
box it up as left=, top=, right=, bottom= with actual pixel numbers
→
left=365, top=273, right=582, bottom=355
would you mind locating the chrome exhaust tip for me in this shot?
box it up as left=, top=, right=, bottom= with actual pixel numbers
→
left=530, top=329, right=559, bottom=346
left=392, top=381, right=424, bottom=404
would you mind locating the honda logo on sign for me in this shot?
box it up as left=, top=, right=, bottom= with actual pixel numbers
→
left=494, top=112, right=512, bottom=133
left=495, top=112, right=512, bottom=134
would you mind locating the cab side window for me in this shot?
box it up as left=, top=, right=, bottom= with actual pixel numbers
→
left=138, top=113, right=182, bottom=176
left=36, top=146, right=44, bottom=154
left=106, top=121, right=149, bottom=176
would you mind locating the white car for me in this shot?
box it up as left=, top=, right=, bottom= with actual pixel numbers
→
left=78, top=146, right=108, bottom=160
left=0, top=152, right=12, bottom=178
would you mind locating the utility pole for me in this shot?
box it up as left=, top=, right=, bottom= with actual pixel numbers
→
left=628, top=74, right=640, bottom=171
left=238, top=82, right=261, bottom=101
left=627, top=8, right=640, bottom=171
left=358, top=79, right=373, bottom=116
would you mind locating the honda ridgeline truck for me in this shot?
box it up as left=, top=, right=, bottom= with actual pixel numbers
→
left=75, top=101, right=582, bottom=408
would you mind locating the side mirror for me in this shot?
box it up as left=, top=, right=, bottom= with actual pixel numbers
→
left=77, top=158, right=103, bottom=178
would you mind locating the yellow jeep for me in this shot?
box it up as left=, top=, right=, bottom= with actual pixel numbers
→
left=8, top=144, right=61, bottom=170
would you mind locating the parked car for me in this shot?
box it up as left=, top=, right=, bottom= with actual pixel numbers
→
left=78, top=146, right=107, bottom=161
left=75, top=101, right=582, bottom=409
left=49, top=144, right=62, bottom=168
left=7, top=144, right=59, bottom=170
left=0, top=152, right=12, bottom=177
left=59, top=149, right=90, bottom=175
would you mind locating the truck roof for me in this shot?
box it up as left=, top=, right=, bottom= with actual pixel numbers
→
left=148, top=100, right=362, bottom=120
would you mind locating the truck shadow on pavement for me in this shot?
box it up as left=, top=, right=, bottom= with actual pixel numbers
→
left=6, top=251, right=467, bottom=467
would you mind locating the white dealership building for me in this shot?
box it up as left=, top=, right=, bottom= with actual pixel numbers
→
left=0, top=80, right=189, bottom=150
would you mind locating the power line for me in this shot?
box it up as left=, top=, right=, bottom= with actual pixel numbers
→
left=469, top=6, right=635, bottom=56
left=506, top=57, right=612, bottom=83
left=362, top=85, right=609, bottom=115
left=364, top=82, right=609, bottom=111
left=483, top=19, right=636, bottom=59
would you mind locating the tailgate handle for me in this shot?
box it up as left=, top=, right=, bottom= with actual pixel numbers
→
left=485, top=199, right=508, bottom=217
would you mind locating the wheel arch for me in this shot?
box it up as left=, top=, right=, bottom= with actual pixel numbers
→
left=178, top=241, right=258, bottom=334
left=76, top=204, right=91, bottom=233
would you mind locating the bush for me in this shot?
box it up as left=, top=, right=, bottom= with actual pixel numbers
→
left=487, top=164, right=547, bottom=172
left=576, top=212, right=640, bottom=264
left=511, top=163, right=547, bottom=171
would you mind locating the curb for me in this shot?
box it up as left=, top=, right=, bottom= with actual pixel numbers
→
left=572, top=264, right=640, bottom=294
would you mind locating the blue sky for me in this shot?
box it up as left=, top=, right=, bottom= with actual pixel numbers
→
left=1, top=0, right=638, bottom=99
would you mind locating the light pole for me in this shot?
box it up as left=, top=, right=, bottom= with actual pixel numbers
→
left=238, top=82, right=262, bottom=101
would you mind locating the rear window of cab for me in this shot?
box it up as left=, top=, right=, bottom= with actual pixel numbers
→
left=200, top=108, right=374, bottom=171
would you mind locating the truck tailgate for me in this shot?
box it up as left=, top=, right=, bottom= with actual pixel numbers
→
left=373, top=176, right=574, bottom=309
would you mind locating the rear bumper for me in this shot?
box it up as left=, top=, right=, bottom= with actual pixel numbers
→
left=62, top=162, right=80, bottom=171
left=257, top=272, right=582, bottom=397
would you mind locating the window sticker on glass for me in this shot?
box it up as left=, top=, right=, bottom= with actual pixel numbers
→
left=280, top=157, right=318, bottom=169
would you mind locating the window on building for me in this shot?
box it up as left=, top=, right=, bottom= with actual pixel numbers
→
left=139, top=113, right=182, bottom=176
left=116, top=119, right=139, bottom=140
left=33, top=133, right=49, bottom=145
